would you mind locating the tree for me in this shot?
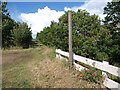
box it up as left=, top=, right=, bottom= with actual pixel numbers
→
left=103, top=1, right=120, bottom=32
left=37, top=10, right=112, bottom=63
left=103, top=1, right=120, bottom=66
left=12, top=22, right=32, bottom=48
left=1, top=2, right=33, bottom=48
left=2, top=2, right=15, bottom=48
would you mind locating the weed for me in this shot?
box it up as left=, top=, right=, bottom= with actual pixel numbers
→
left=48, top=48, right=56, bottom=60
left=80, top=67, right=103, bottom=84
left=18, top=80, right=31, bottom=88
left=62, top=60, right=70, bottom=68
left=108, top=73, right=120, bottom=83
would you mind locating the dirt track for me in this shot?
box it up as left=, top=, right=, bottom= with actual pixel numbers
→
left=2, top=50, right=32, bottom=65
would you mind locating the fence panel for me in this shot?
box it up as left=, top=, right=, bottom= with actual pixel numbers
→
left=56, top=49, right=120, bottom=89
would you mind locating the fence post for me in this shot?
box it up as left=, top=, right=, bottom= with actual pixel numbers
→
left=102, top=61, right=109, bottom=87
left=68, top=11, right=73, bottom=67
left=72, top=53, right=75, bottom=64
left=59, top=54, right=63, bottom=59
left=56, top=53, right=59, bottom=58
left=56, top=49, right=61, bottom=59
left=57, top=49, right=64, bottom=60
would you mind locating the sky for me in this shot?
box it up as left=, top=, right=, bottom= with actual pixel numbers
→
left=6, top=0, right=112, bottom=38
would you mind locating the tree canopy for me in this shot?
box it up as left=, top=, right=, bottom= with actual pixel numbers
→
left=103, top=1, right=120, bottom=32
left=103, top=1, right=120, bottom=66
left=2, top=2, right=32, bottom=48
left=36, top=10, right=112, bottom=63
left=37, top=4, right=120, bottom=66
left=12, top=22, right=32, bottom=48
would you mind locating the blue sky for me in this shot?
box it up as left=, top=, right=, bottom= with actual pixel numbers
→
left=7, top=2, right=84, bottom=21
left=6, top=0, right=111, bottom=38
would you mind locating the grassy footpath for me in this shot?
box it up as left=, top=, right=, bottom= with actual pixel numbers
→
left=2, top=46, right=104, bottom=88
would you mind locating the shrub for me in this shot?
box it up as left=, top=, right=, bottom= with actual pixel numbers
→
left=80, top=67, right=103, bottom=84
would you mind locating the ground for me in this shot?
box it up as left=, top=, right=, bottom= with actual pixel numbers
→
left=2, top=46, right=105, bottom=88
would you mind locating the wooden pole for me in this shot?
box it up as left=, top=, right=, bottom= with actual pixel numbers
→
left=68, top=11, right=73, bottom=67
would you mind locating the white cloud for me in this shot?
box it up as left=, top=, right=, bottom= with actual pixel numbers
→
left=20, top=0, right=112, bottom=38
left=20, top=6, right=64, bottom=38
left=64, top=0, right=112, bottom=20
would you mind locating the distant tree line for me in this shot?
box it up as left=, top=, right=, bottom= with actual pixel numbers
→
left=36, top=1, right=120, bottom=66
left=1, top=2, right=32, bottom=48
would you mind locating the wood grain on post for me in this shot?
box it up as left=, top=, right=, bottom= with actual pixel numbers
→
left=68, top=11, right=73, bottom=67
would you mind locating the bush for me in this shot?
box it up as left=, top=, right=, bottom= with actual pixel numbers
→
left=80, top=67, right=103, bottom=84
left=12, top=22, right=32, bottom=48
left=36, top=10, right=112, bottom=64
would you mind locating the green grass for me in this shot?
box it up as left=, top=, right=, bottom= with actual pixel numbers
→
left=108, top=73, right=120, bottom=83
left=3, top=63, right=31, bottom=88
left=2, top=45, right=46, bottom=88
left=48, top=48, right=56, bottom=60
left=2, top=46, right=103, bottom=88
left=2, top=53, right=32, bottom=88
left=2, top=47, right=36, bottom=88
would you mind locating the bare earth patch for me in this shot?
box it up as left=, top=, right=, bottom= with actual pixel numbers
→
left=2, top=49, right=32, bottom=65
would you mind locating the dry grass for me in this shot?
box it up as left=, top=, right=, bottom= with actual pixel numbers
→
left=2, top=46, right=104, bottom=88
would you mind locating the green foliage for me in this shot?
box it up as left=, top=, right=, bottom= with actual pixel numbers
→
left=108, top=73, right=120, bottom=84
left=12, top=23, right=32, bottom=48
left=2, top=2, right=32, bottom=48
left=103, top=1, right=120, bottom=30
left=36, top=4, right=120, bottom=66
left=1, top=2, right=9, bottom=16
left=2, top=2, right=15, bottom=48
left=36, top=10, right=113, bottom=64
left=103, top=1, right=120, bottom=66
left=2, top=17, right=15, bottom=48
left=80, top=67, right=103, bottom=84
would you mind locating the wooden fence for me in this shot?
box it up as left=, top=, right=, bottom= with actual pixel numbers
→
left=56, top=49, right=120, bottom=89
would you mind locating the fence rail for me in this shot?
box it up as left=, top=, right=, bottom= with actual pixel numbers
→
left=56, top=49, right=120, bottom=89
